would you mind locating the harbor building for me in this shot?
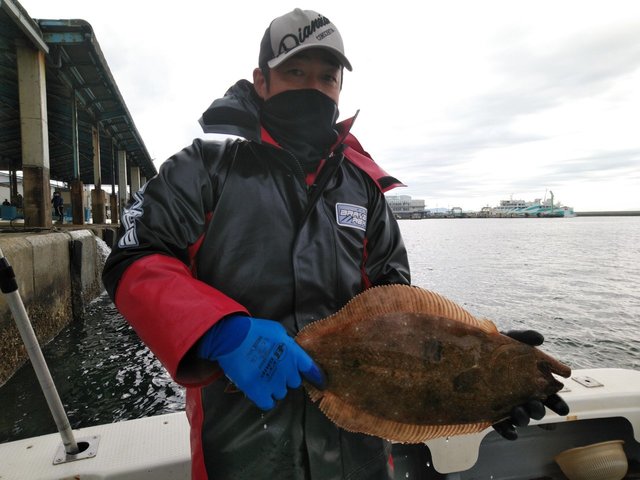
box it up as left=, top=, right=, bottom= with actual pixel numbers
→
left=386, top=195, right=426, bottom=219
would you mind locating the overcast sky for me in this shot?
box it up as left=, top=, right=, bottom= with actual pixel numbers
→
left=21, top=0, right=640, bottom=212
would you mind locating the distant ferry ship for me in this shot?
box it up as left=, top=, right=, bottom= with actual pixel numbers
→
left=484, top=191, right=576, bottom=218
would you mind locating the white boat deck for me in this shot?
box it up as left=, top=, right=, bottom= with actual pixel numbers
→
left=0, top=411, right=191, bottom=479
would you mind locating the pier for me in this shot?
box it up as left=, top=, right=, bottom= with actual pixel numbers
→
left=0, top=1, right=152, bottom=385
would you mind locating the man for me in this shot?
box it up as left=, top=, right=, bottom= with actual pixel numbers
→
left=51, top=191, right=64, bottom=223
left=103, top=8, right=566, bottom=479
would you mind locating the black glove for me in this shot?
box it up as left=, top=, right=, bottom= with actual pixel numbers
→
left=502, top=329, right=544, bottom=346
left=492, top=330, right=570, bottom=441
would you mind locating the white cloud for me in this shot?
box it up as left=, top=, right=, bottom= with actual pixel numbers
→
left=21, top=0, right=640, bottom=211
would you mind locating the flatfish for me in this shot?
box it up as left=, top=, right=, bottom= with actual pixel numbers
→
left=295, top=284, right=571, bottom=443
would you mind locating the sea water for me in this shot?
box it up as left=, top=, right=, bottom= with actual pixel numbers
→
left=1, top=216, right=639, bottom=442
left=401, top=216, right=640, bottom=370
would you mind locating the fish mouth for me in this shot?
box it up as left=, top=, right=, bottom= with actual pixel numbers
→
left=537, top=360, right=569, bottom=393
left=537, top=354, right=572, bottom=378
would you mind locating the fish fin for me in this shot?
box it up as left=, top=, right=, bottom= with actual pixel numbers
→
left=305, top=383, right=324, bottom=403
left=311, top=390, right=491, bottom=444
left=477, top=317, right=499, bottom=334
left=394, top=285, right=501, bottom=334
left=297, top=285, right=497, bottom=344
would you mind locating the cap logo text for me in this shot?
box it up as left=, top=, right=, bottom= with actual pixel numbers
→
left=277, top=14, right=333, bottom=55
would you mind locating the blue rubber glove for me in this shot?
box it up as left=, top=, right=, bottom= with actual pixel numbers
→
left=197, top=315, right=325, bottom=410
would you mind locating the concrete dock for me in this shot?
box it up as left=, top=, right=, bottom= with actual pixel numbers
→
left=0, top=225, right=117, bottom=385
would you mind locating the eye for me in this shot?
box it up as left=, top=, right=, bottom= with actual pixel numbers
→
left=323, top=74, right=338, bottom=84
left=285, top=68, right=305, bottom=77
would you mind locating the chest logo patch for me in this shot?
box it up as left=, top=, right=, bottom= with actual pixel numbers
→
left=336, top=203, right=367, bottom=231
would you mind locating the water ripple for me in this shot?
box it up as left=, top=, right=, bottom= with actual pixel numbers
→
left=400, top=217, right=640, bottom=371
left=1, top=217, right=639, bottom=442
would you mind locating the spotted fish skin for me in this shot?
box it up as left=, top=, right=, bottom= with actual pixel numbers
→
left=295, top=285, right=571, bottom=443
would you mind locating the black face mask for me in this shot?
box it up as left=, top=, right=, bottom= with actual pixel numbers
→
left=260, top=89, right=339, bottom=172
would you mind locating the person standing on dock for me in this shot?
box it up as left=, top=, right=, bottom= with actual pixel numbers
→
left=51, top=191, right=64, bottom=223
left=103, top=8, right=566, bottom=480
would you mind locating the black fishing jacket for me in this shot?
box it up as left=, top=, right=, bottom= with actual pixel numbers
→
left=102, top=79, right=411, bottom=480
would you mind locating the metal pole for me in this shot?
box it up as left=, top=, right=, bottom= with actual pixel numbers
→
left=0, top=246, right=79, bottom=455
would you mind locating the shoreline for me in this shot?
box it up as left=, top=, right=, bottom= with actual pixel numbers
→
left=397, top=211, right=640, bottom=220
left=575, top=211, right=640, bottom=217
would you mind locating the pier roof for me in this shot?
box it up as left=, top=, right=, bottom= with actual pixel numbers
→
left=0, top=0, right=157, bottom=185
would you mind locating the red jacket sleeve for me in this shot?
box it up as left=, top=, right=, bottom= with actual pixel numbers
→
left=103, top=139, right=248, bottom=386
left=115, top=253, right=248, bottom=386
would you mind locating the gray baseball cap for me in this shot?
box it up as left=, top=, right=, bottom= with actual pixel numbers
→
left=259, top=8, right=352, bottom=71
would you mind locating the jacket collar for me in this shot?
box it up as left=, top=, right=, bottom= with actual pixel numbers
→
left=199, top=79, right=263, bottom=142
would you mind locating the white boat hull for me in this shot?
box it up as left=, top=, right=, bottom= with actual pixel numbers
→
left=1, top=368, right=639, bottom=479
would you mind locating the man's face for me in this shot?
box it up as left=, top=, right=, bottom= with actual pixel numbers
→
left=253, top=48, right=342, bottom=104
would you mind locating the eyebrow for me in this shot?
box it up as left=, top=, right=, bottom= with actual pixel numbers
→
left=288, top=51, right=341, bottom=68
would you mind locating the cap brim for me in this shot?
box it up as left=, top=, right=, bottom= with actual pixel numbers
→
left=267, top=44, right=353, bottom=71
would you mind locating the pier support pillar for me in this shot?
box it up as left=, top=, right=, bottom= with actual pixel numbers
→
left=130, top=166, right=141, bottom=196
left=110, top=193, right=119, bottom=225
left=16, top=39, right=51, bottom=228
left=117, top=150, right=128, bottom=215
left=91, top=125, right=106, bottom=224
left=70, top=179, right=84, bottom=225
